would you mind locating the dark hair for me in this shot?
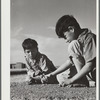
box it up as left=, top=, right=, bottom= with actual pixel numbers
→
left=22, top=38, right=38, bottom=50
left=55, top=15, right=81, bottom=38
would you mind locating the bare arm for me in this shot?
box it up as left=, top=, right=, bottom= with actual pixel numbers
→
left=49, top=60, right=72, bottom=76
left=71, top=61, right=93, bottom=83
left=25, top=56, right=32, bottom=70
left=32, top=75, right=41, bottom=80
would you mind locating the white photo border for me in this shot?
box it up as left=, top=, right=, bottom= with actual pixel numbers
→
left=1, top=0, right=99, bottom=100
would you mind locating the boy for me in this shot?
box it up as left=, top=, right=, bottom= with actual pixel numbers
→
left=22, top=38, right=57, bottom=84
left=46, top=15, right=96, bottom=87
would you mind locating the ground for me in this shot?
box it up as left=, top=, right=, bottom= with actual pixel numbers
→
left=10, top=74, right=96, bottom=100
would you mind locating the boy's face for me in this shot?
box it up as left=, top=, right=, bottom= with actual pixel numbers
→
left=24, top=48, right=38, bottom=59
left=63, top=27, right=76, bottom=43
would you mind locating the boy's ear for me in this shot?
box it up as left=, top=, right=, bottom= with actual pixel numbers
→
left=68, top=26, right=74, bottom=33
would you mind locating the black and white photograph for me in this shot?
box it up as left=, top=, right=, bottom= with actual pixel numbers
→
left=2, top=0, right=98, bottom=100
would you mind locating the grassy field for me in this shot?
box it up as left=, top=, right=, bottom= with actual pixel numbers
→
left=10, top=74, right=96, bottom=100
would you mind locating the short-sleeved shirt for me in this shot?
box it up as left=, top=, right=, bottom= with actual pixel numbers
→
left=68, top=28, right=96, bottom=65
left=67, top=29, right=96, bottom=81
left=78, top=29, right=96, bottom=63
left=25, top=52, right=56, bottom=76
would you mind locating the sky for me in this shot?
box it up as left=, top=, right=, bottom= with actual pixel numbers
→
left=11, top=0, right=96, bottom=66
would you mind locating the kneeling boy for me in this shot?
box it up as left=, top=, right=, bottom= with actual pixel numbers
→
left=22, top=38, right=57, bottom=84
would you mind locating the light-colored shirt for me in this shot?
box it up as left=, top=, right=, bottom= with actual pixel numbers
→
left=68, top=28, right=96, bottom=65
left=25, top=52, right=56, bottom=76
left=67, top=29, right=96, bottom=80
left=77, top=29, right=96, bottom=63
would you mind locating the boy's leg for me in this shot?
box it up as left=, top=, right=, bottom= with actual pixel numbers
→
left=68, top=40, right=85, bottom=71
left=56, top=68, right=70, bottom=85
left=47, top=75, right=58, bottom=84
left=68, top=40, right=89, bottom=86
left=87, top=58, right=96, bottom=83
left=72, top=57, right=89, bottom=86
left=91, top=68, right=96, bottom=82
left=87, top=67, right=96, bottom=81
left=56, top=64, right=77, bottom=85
left=56, top=40, right=89, bottom=86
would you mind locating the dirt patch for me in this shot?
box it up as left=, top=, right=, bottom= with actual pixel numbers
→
left=10, top=75, right=96, bottom=100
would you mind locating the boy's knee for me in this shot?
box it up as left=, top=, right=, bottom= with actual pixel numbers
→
left=56, top=74, right=64, bottom=84
left=56, top=70, right=70, bottom=84
left=91, top=68, right=96, bottom=82
left=68, top=40, right=85, bottom=67
left=86, top=68, right=96, bottom=82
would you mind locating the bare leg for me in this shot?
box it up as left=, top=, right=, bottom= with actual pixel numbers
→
left=68, top=40, right=89, bottom=86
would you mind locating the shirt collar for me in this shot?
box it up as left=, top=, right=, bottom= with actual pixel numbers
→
left=77, top=28, right=90, bottom=40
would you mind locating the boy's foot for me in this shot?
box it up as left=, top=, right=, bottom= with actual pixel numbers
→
left=75, top=76, right=89, bottom=87
left=89, top=81, right=96, bottom=87
left=71, top=83, right=88, bottom=87
left=59, top=83, right=88, bottom=87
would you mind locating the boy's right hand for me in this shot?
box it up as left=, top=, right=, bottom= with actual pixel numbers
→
left=41, top=75, right=48, bottom=84
left=41, top=73, right=53, bottom=83
left=27, top=70, right=35, bottom=77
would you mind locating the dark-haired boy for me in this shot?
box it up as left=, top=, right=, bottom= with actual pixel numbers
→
left=22, top=38, right=57, bottom=84
left=46, top=15, right=96, bottom=87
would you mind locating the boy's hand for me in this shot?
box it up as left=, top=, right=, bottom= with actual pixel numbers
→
left=59, top=78, right=72, bottom=87
left=41, top=74, right=48, bottom=84
left=27, top=70, right=35, bottom=77
left=32, top=75, right=41, bottom=81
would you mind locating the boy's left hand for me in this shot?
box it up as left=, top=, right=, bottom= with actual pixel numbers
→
left=27, top=70, right=35, bottom=77
left=59, top=78, right=72, bottom=87
left=41, top=74, right=48, bottom=84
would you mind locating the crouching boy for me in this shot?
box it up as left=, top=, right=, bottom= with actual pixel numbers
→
left=46, top=15, right=96, bottom=87
left=22, top=38, right=57, bottom=84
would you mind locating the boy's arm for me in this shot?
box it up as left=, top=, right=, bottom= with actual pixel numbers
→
left=40, top=55, right=56, bottom=74
left=25, top=56, right=35, bottom=77
left=32, top=75, right=48, bottom=84
left=25, top=56, right=32, bottom=70
left=48, top=60, right=72, bottom=76
left=25, top=62, right=31, bottom=70
left=68, top=61, right=94, bottom=84
left=32, top=75, right=41, bottom=80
